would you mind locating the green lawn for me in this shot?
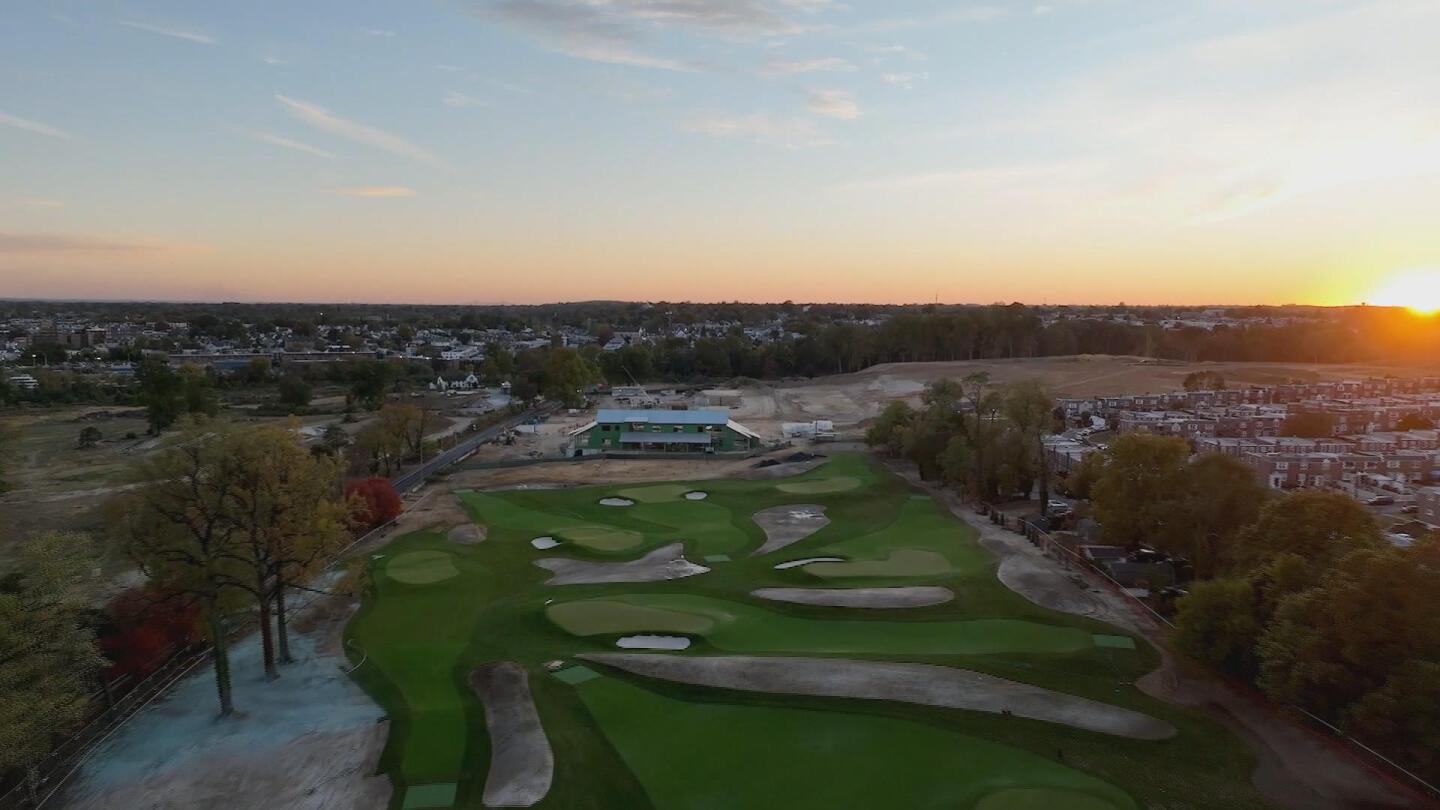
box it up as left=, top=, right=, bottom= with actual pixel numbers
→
left=345, top=453, right=1273, bottom=809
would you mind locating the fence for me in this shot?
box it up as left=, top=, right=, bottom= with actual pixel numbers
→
left=980, top=504, right=1440, bottom=803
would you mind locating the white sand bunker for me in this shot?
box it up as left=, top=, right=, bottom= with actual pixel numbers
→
left=774, top=557, right=843, bottom=570
left=616, top=635, right=692, bottom=650
left=469, top=662, right=553, bottom=807
left=751, top=504, right=830, bottom=556
left=448, top=523, right=487, bottom=545
left=531, top=536, right=560, bottom=550
left=751, top=586, right=954, bottom=609
left=535, top=543, right=710, bottom=586
left=684, top=491, right=708, bottom=500
left=599, top=497, right=634, bottom=507
left=579, top=654, right=1177, bottom=741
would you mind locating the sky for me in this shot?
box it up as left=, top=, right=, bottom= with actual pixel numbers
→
left=2, top=0, right=1439, bottom=306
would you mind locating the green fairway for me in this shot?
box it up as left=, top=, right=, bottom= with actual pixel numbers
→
left=346, top=453, right=1274, bottom=809
left=579, top=676, right=1137, bottom=810
left=546, top=593, right=1096, bottom=655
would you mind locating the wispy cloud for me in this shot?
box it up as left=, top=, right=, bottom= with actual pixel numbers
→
left=117, top=20, right=215, bottom=45
left=0, top=231, right=163, bottom=253
left=881, top=71, right=929, bottom=89
left=0, top=111, right=75, bottom=141
left=336, top=186, right=417, bottom=198
left=442, top=91, right=486, bottom=108
left=248, top=131, right=337, bottom=159
left=857, top=5, right=1007, bottom=34
left=807, top=89, right=860, bottom=120
left=684, top=113, right=831, bottom=148
left=470, top=0, right=827, bottom=71
left=764, top=56, right=855, bottom=74
left=275, top=95, right=441, bottom=166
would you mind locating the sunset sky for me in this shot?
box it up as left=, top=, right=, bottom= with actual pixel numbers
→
left=3, top=0, right=1438, bottom=306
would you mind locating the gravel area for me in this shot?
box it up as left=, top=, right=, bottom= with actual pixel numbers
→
left=534, top=543, right=709, bottom=585
left=581, top=654, right=1176, bottom=740
left=750, top=586, right=954, bottom=608
left=469, top=662, right=553, bottom=808
left=750, top=504, right=829, bottom=556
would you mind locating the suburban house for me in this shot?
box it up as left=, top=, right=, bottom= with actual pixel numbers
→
left=569, top=408, right=762, bottom=454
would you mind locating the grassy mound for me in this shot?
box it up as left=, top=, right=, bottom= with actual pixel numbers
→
left=385, top=550, right=460, bottom=584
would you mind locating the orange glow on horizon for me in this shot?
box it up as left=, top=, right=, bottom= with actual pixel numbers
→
left=1367, top=269, right=1440, bottom=315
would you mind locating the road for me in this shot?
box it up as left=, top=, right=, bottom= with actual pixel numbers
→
left=391, top=404, right=557, bottom=494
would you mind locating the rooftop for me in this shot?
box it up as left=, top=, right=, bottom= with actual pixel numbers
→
left=596, top=408, right=729, bottom=426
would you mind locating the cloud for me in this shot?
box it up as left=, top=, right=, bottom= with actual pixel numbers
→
left=856, top=4, right=1007, bottom=33
left=0, top=232, right=163, bottom=253
left=0, top=111, right=75, bottom=141
left=275, top=95, right=441, bottom=166
left=806, top=89, right=860, bottom=119
left=470, top=0, right=826, bottom=71
left=837, top=160, right=1100, bottom=192
left=683, top=113, right=831, bottom=147
left=117, top=20, right=215, bottom=45
left=764, top=56, right=855, bottom=74
left=442, top=91, right=486, bottom=108
left=248, top=131, right=337, bottom=159
left=881, top=71, right=928, bottom=89
left=336, top=186, right=417, bottom=198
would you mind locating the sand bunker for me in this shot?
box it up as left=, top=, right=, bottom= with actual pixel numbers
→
left=530, top=537, right=560, bottom=550
left=448, top=524, right=487, bottom=545
left=774, top=557, right=844, bottom=570
left=386, top=551, right=460, bottom=584
left=751, top=504, right=829, bottom=556
left=599, top=497, right=634, bottom=507
left=751, top=586, right=954, bottom=608
left=616, top=635, right=692, bottom=650
left=684, top=491, right=708, bottom=500
left=579, top=654, right=1176, bottom=741
left=535, top=543, right=710, bottom=586
left=469, top=662, right=553, bottom=807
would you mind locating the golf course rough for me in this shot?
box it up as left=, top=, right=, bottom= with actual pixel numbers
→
left=345, top=454, right=1272, bottom=809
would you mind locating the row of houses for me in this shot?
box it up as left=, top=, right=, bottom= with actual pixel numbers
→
left=1058, top=376, right=1440, bottom=421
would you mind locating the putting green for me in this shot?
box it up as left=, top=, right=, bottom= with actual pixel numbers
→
left=579, top=677, right=1137, bottom=810
left=975, top=788, right=1121, bottom=810
left=615, top=483, right=694, bottom=502
left=385, top=551, right=460, bottom=584
left=804, top=549, right=951, bottom=578
left=777, top=476, right=861, bottom=494
left=546, top=594, right=1095, bottom=655
left=555, top=525, right=644, bottom=552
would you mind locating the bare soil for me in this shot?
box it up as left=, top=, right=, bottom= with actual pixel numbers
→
left=469, top=662, right=553, bottom=808
left=580, top=653, right=1176, bottom=740
left=534, top=542, right=710, bottom=586
left=449, top=523, right=487, bottom=544
left=750, top=586, right=954, bottom=608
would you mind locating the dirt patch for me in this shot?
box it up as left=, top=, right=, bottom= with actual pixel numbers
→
left=751, top=586, right=954, bottom=608
left=534, top=543, right=710, bottom=586
left=448, top=523, right=487, bottom=544
left=469, top=662, right=553, bottom=808
left=581, top=653, right=1175, bottom=741
left=750, top=504, right=829, bottom=556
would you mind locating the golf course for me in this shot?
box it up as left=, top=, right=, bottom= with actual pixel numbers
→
left=345, top=454, right=1271, bottom=809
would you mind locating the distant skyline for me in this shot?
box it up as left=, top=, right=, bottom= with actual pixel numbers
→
left=3, top=1, right=1438, bottom=306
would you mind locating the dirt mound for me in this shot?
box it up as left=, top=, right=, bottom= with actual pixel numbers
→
left=581, top=654, right=1176, bottom=740
left=751, top=586, right=953, bottom=608
left=469, top=662, right=553, bottom=807
left=750, top=505, right=829, bottom=556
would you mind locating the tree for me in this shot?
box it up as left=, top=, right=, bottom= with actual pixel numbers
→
left=536, top=348, right=598, bottom=407
left=180, top=364, right=219, bottom=419
left=0, top=420, right=15, bottom=493
left=865, top=401, right=914, bottom=456
left=1173, top=577, right=1261, bottom=676
left=137, top=356, right=184, bottom=434
left=1280, top=410, right=1336, bottom=438
left=1170, top=453, right=1270, bottom=577
left=277, top=373, right=312, bottom=411
left=317, top=423, right=352, bottom=457
left=1064, top=450, right=1106, bottom=501
left=0, top=532, right=105, bottom=804
left=1183, top=370, right=1226, bottom=391
left=1234, top=490, right=1382, bottom=578
left=1002, top=381, right=1058, bottom=514
left=348, top=359, right=394, bottom=410
left=1345, top=661, right=1440, bottom=782
left=111, top=427, right=251, bottom=715
left=79, top=425, right=102, bottom=449
left=1090, top=434, right=1190, bottom=549
left=346, top=477, right=403, bottom=529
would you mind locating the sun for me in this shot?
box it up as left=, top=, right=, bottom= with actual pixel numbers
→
left=1368, top=269, right=1440, bottom=315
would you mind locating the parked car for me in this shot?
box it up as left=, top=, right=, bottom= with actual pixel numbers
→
left=1046, top=500, right=1074, bottom=516
left=1400, top=504, right=1419, bottom=514
left=1367, top=495, right=1395, bottom=506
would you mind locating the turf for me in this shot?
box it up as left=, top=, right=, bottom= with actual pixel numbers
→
left=345, top=453, right=1275, bottom=809
left=546, top=593, right=1096, bottom=655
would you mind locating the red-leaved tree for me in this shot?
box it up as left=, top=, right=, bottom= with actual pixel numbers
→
left=98, top=585, right=203, bottom=682
left=345, top=476, right=403, bottom=530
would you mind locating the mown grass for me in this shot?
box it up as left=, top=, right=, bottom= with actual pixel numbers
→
left=345, top=453, right=1273, bottom=809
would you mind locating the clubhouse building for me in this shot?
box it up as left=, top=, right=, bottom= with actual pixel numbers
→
left=569, top=409, right=762, bottom=454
